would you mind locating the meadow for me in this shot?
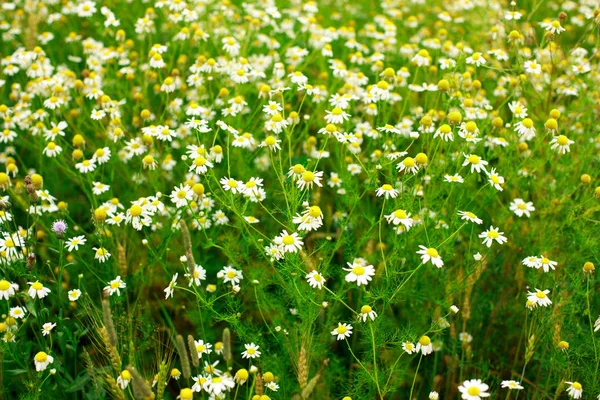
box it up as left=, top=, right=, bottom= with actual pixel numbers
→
left=0, top=0, right=599, bottom=399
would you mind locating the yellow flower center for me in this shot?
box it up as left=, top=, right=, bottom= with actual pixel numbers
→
left=130, top=205, right=142, bottom=217
left=394, top=210, right=407, bottom=219
left=536, top=291, right=546, bottom=298
left=302, top=171, right=315, bottom=182
left=467, top=387, right=481, bottom=396
left=403, top=157, right=415, bottom=168
left=293, top=164, right=305, bottom=174
left=557, top=135, right=568, bottom=146
left=35, top=352, right=48, bottom=362
left=308, top=206, right=321, bottom=217
left=336, top=325, right=347, bottom=334
left=361, top=305, right=372, bottom=314
left=0, top=280, right=10, bottom=290
left=352, top=266, right=365, bottom=276
left=282, top=235, right=295, bottom=245
left=195, top=156, right=206, bottom=166
left=32, top=282, right=43, bottom=291
left=419, top=335, right=431, bottom=346
left=468, top=155, right=480, bottom=164
left=426, top=248, right=439, bottom=258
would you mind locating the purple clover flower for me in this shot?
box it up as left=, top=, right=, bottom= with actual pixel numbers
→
left=52, top=219, right=68, bottom=238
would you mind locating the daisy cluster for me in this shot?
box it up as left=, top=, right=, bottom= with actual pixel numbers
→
left=0, top=0, right=599, bottom=399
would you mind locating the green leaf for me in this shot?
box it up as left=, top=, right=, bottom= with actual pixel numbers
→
left=66, top=374, right=90, bottom=393
left=6, top=369, right=28, bottom=375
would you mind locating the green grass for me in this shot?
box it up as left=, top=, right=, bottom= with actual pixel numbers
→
left=0, top=0, right=599, bottom=399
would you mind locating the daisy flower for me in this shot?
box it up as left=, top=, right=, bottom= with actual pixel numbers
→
left=539, top=256, right=557, bottom=272
left=219, top=266, right=243, bottom=285
left=466, top=52, right=486, bottom=66
left=385, top=209, right=413, bottom=230
left=331, top=323, right=353, bottom=340
left=170, top=184, right=194, bottom=208
left=527, top=289, right=552, bottom=307
left=458, top=211, right=482, bottom=224
left=65, top=235, right=87, bottom=251
left=41, top=322, right=56, bottom=336
left=514, top=118, right=536, bottom=140
left=402, top=342, right=416, bottom=354
left=274, top=230, right=303, bottom=253
left=194, top=339, right=213, bottom=357
left=458, top=379, right=490, bottom=399
left=94, top=247, right=111, bottom=263
left=565, top=382, right=583, bottom=399
left=10, top=306, right=26, bottom=319
left=34, top=352, right=54, bottom=372
left=416, top=335, right=433, bottom=355
left=550, top=135, right=574, bottom=154
left=164, top=273, right=178, bottom=299
left=104, top=276, right=126, bottom=296
left=324, top=107, right=350, bottom=124
left=397, top=157, right=419, bottom=174
left=479, top=226, right=507, bottom=247
left=486, top=168, right=504, bottom=191
left=296, top=170, right=323, bottom=190
left=359, top=305, right=377, bottom=322
left=343, top=261, right=375, bottom=286
left=501, top=380, right=524, bottom=390
left=117, top=370, right=132, bottom=389
left=241, top=343, right=261, bottom=359
left=187, top=265, right=207, bottom=287
left=417, top=245, right=444, bottom=268
left=28, top=281, right=51, bottom=299
left=376, top=184, right=399, bottom=199
left=522, top=256, right=541, bottom=269
left=462, top=154, right=488, bottom=173
left=444, top=174, right=464, bottom=183
left=0, top=279, right=19, bottom=300
left=541, top=20, right=565, bottom=35
left=75, top=159, right=97, bottom=174
left=293, top=205, right=324, bottom=232
left=509, top=198, right=535, bottom=217
left=68, top=289, right=82, bottom=301
left=189, top=156, right=214, bottom=175
left=203, top=374, right=235, bottom=396
left=306, top=270, right=326, bottom=290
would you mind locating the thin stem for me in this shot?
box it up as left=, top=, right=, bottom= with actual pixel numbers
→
left=587, top=276, right=599, bottom=382
left=369, top=324, right=383, bottom=398
left=378, top=198, right=388, bottom=277
left=409, top=354, right=423, bottom=400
